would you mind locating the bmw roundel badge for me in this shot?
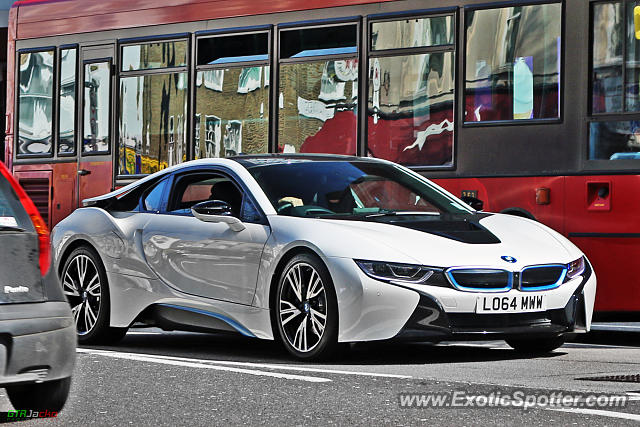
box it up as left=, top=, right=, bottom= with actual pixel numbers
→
left=501, top=256, right=517, bottom=263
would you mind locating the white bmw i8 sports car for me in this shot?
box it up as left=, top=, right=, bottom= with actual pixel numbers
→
left=52, top=155, right=596, bottom=360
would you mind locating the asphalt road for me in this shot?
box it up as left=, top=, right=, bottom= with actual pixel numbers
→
left=2, top=331, right=639, bottom=426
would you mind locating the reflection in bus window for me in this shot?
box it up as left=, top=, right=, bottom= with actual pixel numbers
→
left=194, top=67, right=269, bottom=158
left=118, top=73, right=188, bottom=175
left=18, top=50, right=54, bottom=155
left=83, top=62, right=110, bottom=153
left=592, top=2, right=623, bottom=114
left=121, top=41, right=187, bottom=71
left=59, top=48, right=77, bottom=154
left=367, top=53, right=454, bottom=167
left=589, top=120, right=640, bottom=160
left=278, top=60, right=358, bottom=155
left=371, top=16, right=453, bottom=51
left=464, top=3, right=561, bottom=122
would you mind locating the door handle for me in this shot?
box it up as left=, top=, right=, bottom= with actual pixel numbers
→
left=78, top=169, right=91, bottom=176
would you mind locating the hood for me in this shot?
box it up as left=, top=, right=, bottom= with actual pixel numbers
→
left=271, top=213, right=581, bottom=269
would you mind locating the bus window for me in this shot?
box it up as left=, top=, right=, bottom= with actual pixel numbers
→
left=371, top=16, right=454, bottom=51
left=592, top=2, right=623, bottom=114
left=122, top=40, right=187, bottom=71
left=367, top=14, right=455, bottom=167
left=464, top=3, right=562, bottom=123
left=58, top=47, right=77, bottom=155
left=278, top=23, right=358, bottom=155
left=83, top=61, right=111, bottom=154
left=119, top=73, right=188, bottom=175
left=194, top=31, right=270, bottom=159
left=17, top=49, right=54, bottom=156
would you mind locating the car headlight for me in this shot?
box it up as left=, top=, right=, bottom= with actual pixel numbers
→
left=566, top=256, right=586, bottom=280
left=355, top=260, right=449, bottom=287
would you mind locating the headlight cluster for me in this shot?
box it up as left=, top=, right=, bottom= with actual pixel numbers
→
left=355, top=260, right=449, bottom=287
left=566, top=256, right=586, bottom=280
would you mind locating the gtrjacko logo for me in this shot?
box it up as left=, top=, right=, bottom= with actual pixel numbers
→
left=0, top=409, right=58, bottom=422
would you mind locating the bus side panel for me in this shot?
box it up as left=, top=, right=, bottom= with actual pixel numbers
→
left=13, top=161, right=77, bottom=229
left=432, top=176, right=565, bottom=234
left=565, top=175, right=640, bottom=313
left=50, top=162, right=77, bottom=227
left=77, top=159, right=113, bottom=204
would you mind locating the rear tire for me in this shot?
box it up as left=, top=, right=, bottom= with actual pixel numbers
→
left=7, top=377, right=71, bottom=413
left=274, top=253, right=339, bottom=361
left=506, top=336, right=565, bottom=354
left=60, top=246, right=127, bottom=345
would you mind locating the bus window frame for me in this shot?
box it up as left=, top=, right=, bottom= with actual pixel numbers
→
left=81, top=57, right=113, bottom=157
left=366, top=9, right=457, bottom=171
left=461, top=0, right=565, bottom=128
left=56, top=44, right=79, bottom=158
left=194, top=27, right=272, bottom=159
left=15, top=46, right=57, bottom=160
left=275, top=18, right=361, bottom=157
left=116, top=34, right=191, bottom=181
left=586, top=0, right=640, bottom=171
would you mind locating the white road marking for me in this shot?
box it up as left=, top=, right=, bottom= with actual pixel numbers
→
left=126, top=331, right=162, bottom=335
left=77, top=348, right=330, bottom=383
left=546, top=408, right=640, bottom=421
left=77, top=348, right=412, bottom=380
left=112, top=351, right=413, bottom=379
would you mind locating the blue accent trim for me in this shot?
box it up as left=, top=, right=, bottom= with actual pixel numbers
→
left=119, top=33, right=190, bottom=44
left=208, top=54, right=269, bottom=64
left=519, top=265, right=567, bottom=292
left=158, top=304, right=256, bottom=337
left=195, top=25, right=271, bottom=37
left=445, top=269, right=512, bottom=293
left=291, top=47, right=357, bottom=58
left=368, top=7, right=457, bottom=19
left=279, top=16, right=359, bottom=29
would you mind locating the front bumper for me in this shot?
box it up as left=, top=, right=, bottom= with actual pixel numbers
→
left=329, top=256, right=595, bottom=343
left=0, top=301, right=76, bottom=386
left=395, top=262, right=594, bottom=341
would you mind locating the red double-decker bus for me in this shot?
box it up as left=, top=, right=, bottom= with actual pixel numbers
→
left=3, top=0, right=638, bottom=317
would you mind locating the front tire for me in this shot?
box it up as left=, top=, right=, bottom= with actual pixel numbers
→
left=7, top=377, right=71, bottom=413
left=506, top=335, right=566, bottom=354
left=60, top=246, right=127, bottom=345
left=274, top=253, right=339, bottom=360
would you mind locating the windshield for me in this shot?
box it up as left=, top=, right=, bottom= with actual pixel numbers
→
left=245, top=160, right=472, bottom=217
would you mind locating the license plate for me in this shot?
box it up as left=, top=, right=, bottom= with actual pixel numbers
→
left=476, top=294, right=546, bottom=314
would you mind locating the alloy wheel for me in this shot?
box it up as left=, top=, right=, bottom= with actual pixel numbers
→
left=279, top=262, right=328, bottom=353
left=62, top=254, right=102, bottom=335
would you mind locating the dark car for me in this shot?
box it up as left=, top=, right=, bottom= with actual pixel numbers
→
left=0, top=162, right=75, bottom=412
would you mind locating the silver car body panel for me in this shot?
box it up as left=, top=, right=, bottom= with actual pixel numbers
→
left=52, top=157, right=597, bottom=343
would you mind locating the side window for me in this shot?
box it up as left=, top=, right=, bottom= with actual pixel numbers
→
left=168, top=173, right=242, bottom=217
left=142, top=179, right=168, bottom=212
left=167, top=172, right=263, bottom=222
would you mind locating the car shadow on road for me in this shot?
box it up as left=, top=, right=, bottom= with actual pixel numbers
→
left=81, top=330, right=567, bottom=366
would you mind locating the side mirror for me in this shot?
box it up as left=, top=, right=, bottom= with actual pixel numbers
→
left=461, top=196, right=484, bottom=211
left=191, top=200, right=246, bottom=232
